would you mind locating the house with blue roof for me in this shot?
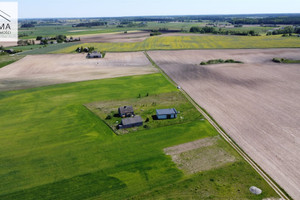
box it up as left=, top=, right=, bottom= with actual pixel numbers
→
left=156, top=108, right=177, bottom=120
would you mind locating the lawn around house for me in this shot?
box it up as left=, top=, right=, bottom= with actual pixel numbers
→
left=0, top=73, right=279, bottom=199
left=86, top=91, right=203, bottom=135
left=54, top=35, right=300, bottom=53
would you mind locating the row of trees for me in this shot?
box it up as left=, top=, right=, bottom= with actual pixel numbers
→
left=190, top=26, right=260, bottom=36
left=117, top=22, right=147, bottom=28
left=229, top=16, right=300, bottom=25
left=36, top=35, right=67, bottom=43
left=75, top=22, right=107, bottom=27
left=20, top=23, right=35, bottom=28
left=267, top=26, right=300, bottom=35
left=17, top=40, right=35, bottom=46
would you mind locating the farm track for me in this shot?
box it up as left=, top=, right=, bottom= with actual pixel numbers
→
left=145, top=51, right=290, bottom=200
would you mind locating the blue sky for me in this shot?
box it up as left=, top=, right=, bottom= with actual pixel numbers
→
left=3, top=0, right=300, bottom=18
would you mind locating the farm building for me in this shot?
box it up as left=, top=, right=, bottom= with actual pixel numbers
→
left=156, top=108, right=178, bottom=120
left=118, top=106, right=134, bottom=117
left=119, top=116, right=143, bottom=129
left=86, top=51, right=102, bottom=58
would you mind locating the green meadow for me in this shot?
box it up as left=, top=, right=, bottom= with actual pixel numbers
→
left=19, top=25, right=137, bottom=40
left=0, top=55, right=24, bottom=68
left=55, top=35, right=300, bottom=53
left=0, top=73, right=278, bottom=199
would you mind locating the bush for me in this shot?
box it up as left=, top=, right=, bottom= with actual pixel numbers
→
left=190, top=26, right=202, bottom=33
left=150, top=31, right=162, bottom=36
left=200, top=59, right=243, bottom=65
left=105, top=115, right=112, bottom=120
left=21, top=23, right=35, bottom=28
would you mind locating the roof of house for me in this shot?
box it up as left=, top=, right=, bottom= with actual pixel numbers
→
left=88, top=51, right=102, bottom=57
left=119, top=106, right=134, bottom=115
left=156, top=108, right=177, bottom=115
left=122, top=116, right=143, bottom=125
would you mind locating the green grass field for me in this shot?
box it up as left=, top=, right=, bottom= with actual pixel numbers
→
left=17, top=42, right=81, bottom=55
left=225, top=26, right=277, bottom=34
left=54, top=35, right=300, bottom=53
left=0, top=55, right=24, bottom=68
left=19, top=25, right=143, bottom=40
left=0, top=73, right=279, bottom=199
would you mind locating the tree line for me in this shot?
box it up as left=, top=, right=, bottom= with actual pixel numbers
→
left=228, top=16, right=300, bottom=25
left=190, top=26, right=260, bottom=36
left=267, top=26, right=300, bottom=36
left=75, top=22, right=107, bottom=27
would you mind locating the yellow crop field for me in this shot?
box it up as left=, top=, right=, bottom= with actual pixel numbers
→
left=54, top=35, right=300, bottom=53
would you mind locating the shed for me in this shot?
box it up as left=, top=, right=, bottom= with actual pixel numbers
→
left=86, top=51, right=102, bottom=58
left=119, top=116, right=143, bottom=129
left=118, top=106, right=134, bottom=117
left=156, top=108, right=177, bottom=120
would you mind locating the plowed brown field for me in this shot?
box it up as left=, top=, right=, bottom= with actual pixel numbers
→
left=0, top=52, right=156, bottom=91
left=148, top=49, right=300, bottom=199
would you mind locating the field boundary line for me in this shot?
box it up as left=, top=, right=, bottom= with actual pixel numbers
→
left=144, top=51, right=291, bottom=200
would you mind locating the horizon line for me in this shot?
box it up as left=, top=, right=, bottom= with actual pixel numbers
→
left=18, top=12, right=300, bottom=20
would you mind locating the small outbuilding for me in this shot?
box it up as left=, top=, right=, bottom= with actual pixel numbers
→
left=118, top=106, right=134, bottom=118
left=119, top=116, right=143, bottom=129
left=86, top=51, right=102, bottom=58
left=156, top=108, right=178, bottom=120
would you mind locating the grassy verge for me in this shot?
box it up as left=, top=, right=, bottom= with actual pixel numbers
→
left=54, top=35, right=300, bottom=53
left=0, top=73, right=279, bottom=199
left=0, top=55, right=24, bottom=68
left=18, top=42, right=81, bottom=55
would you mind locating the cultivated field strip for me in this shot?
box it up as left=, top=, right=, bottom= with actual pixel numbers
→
left=181, top=90, right=290, bottom=200
left=145, top=51, right=291, bottom=200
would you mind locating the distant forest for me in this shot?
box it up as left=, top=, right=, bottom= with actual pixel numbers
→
left=19, top=13, right=300, bottom=25
left=228, top=16, right=300, bottom=25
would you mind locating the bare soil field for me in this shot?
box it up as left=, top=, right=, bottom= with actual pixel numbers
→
left=164, top=136, right=236, bottom=174
left=78, top=31, right=150, bottom=43
left=0, top=52, right=156, bottom=91
left=148, top=49, right=300, bottom=199
left=78, top=31, right=204, bottom=43
left=0, top=42, right=17, bottom=47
